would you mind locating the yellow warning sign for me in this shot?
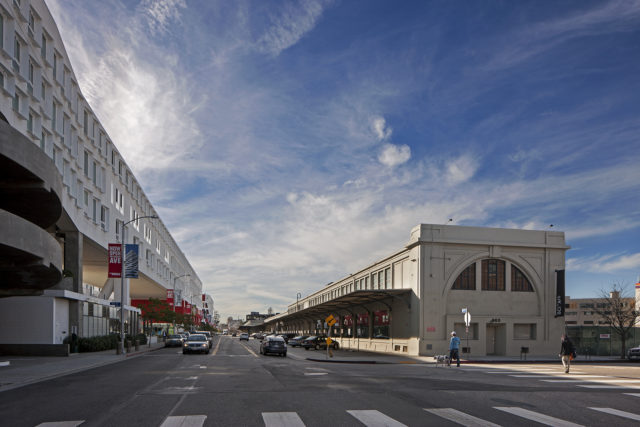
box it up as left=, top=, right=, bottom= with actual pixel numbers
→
left=325, top=314, right=336, bottom=326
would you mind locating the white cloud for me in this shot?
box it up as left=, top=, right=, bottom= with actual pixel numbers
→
left=372, top=116, right=392, bottom=141
left=445, top=155, right=478, bottom=185
left=256, top=0, right=330, bottom=56
left=378, top=144, right=411, bottom=167
left=567, top=253, right=640, bottom=273
left=138, top=0, right=186, bottom=36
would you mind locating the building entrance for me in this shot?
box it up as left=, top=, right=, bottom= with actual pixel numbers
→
left=486, top=324, right=506, bottom=355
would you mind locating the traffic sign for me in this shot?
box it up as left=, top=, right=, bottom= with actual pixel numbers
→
left=110, top=301, right=121, bottom=307
left=464, top=311, right=471, bottom=326
left=325, top=314, right=336, bottom=326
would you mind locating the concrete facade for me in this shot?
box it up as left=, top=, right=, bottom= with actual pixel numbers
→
left=0, top=0, right=206, bottom=352
left=268, top=224, right=569, bottom=357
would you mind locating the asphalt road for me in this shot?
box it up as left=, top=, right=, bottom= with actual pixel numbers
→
left=2, top=336, right=640, bottom=426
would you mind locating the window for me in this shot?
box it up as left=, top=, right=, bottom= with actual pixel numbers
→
left=27, top=113, right=32, bottom=132
left=452, top=263, right=476, bottom=290
left=0, top=14, right=4, bottom=49
left=41, top=34, right=46, bottom=59
left=373, top=311, right=389, bottom=339
left=83, top=189, right=89, bottom=208
left=83, top=110, right=88, bottom=135
left=13, top=37, right=20, bottom=72
left=385, top=267, right=391, bottom=289
left=92, top=198, right=98, bottom=223
left=84, top=151, right=89, bottom=176
left=12, top=92, right=19, bottom=112
left=28, top=10, right=34, bottom=33
left=52, top=102, right=56, bottom=130
left=513, top=323, right=536, bottom=340
left=511, top=265, right=533, bottom=292
left=53, top=54, right=57, bottom=79
left=40, top=131, right=45, bottom=150
left=482, top=259, right=505, bottom=291
left=101, top=206, right=109, bottom=231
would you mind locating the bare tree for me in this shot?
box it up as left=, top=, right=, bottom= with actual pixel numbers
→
left=592, top=283, right=638, bottom=359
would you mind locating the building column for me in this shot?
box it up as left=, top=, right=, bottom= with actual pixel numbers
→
left=64, top=231, right=84, bottom=338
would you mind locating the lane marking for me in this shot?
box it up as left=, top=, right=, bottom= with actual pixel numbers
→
left=239, top=342, right=258, bottom=357
left=304, top=372, right=328, bottom=376
left=211, top=337, right=222, bottom=356
left=262, top=412, right=305, bottom=427
left=589, top=407, right=640, bottom=421
left=578, top=385, right=640, bottom=389
left=0, top=361, right=9, bottom=367
left=425, top=408, right=501, bottom=427
left=347, top=410, right=407, bottom=427
left=36, top=422, right=85, bottom=427
left=625, top=393, right=640, bottom=397
left=159, top=415, right=207, bottom=427
left=545, top=379, right=640, bottom=383
left=494, top=407, right=583, bottom=427
left=510, top=375, right=606, bottom=378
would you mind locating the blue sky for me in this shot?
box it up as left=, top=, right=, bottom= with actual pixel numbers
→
left=47, top=0, right=640, bottom=320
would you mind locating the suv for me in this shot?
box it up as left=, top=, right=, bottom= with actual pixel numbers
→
left=183, top=334, right=210, bottom=354
left=239, top=333, right=249, bottom=341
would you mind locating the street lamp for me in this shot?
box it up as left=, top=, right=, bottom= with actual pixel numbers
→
left=120, top=215, right=158, bottom=355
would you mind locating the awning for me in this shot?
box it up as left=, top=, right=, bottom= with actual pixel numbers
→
left=265, top=289, right=412, bottom=324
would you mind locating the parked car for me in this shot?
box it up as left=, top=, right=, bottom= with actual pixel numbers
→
left=165, top=334, right=184, bottom=347
left=301, top=336, right=339, bottom=350
left=194, top=331, right=213, bottom=348
left=260, top=335, right=287, bottom=357
left=239, top=333, right=249, bottom=341
left=183, top=334, right=210, bottom=354
left=628, top=346, right=640, bottom=360
left=288, top=336, right=308, bottom=347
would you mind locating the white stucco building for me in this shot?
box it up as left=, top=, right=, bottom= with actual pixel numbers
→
left=0, top=0, right=205, bottom=355
left=267, top=224, right=569, bottom=357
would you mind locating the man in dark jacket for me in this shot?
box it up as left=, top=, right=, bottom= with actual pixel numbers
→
left=560, top=334, right=574, bottom=373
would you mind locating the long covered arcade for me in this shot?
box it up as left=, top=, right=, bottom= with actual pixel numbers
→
left=265, top=224, right=569, bottom=357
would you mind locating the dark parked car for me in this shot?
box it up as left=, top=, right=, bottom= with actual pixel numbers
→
left=260, top=335, right=287, bottom=357
left=165, top=334, right=184, bottom=347
left=301, top=336, right=339, bottom=350
left=288, top=336, right=308, bottom=347
left=628, top=345, right=640, bottom=360
left=183, top=334, right=210, bottom=354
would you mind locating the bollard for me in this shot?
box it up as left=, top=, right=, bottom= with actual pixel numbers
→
left=126, top=340, right=132, bottom=353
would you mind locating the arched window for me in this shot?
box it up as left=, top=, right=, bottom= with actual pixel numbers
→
left=511, top=265, right=533, bottom=292
left=482, top=259, right=505, bottom=291
left=452, top=263, right=476, bottom=290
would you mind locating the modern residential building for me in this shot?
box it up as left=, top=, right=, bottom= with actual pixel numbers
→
left=266, top=224, right=569, bottom=357
left=0, top=0, right=202, bottom=355
left=564, top=294, right=635, bottom=326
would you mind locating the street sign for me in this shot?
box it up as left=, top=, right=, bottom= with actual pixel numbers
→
left=327, top=337, right=333, bottom=345
left=325, top=314, right=336, bottom=326
left=110, top=301, right=121, bottom=307
left=464, top=311, right=471, bottom=326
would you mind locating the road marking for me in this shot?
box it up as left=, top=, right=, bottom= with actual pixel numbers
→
left=347, top=410, right=407, bottom=427
left=239, top=342, right=258, bottom=357
left=625, top=393, right=640, bottom=397
left=304, top=372, right=328, bottom=376
left=494, top=407, right=583, bottom=427
left=511, top=375, right=607, bottom=378
left=589, top=407, right=640, bottom=421
left=160, top=415, right=207, bottom=427
left=425, top=408, right=501, bottom=427
left=578, top=385, right=640, bottom=389
left=211, top=337, right=222, bottom=355
left=262, top=412, right=305, bottom=427
left=36, top=422, right=85, bottom=427
left=545, top=379, right=640, bottom=383
left=0, top=361, right=9, bottom=367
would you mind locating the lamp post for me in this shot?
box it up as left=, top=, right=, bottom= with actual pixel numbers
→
left=120, top=215, right=158, bottom=355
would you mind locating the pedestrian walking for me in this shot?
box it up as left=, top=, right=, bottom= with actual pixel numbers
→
left=449, top=331, right=461, bottom=367
left=560, top=334, right=574, bottom=373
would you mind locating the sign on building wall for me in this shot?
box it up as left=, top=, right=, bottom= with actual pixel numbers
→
left=108, top=244, right=122, bottom=278
left=555, top=269, right=565, bottom=317
left=167, top=289, right=174, bottom=306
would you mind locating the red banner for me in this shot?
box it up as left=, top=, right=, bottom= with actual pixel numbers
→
left=108, top=244, right=122, bottom=278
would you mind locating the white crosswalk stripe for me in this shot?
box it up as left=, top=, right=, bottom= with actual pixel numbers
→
left=262, top=412, right=306, bottom=427
left=36, top=423, right=84, bottom=427
left=625, top=393, right=640, bottom=397
left=159, top=415, right=207, bottom=427
left=578, top=384, right=640, bottom=389
left=494, top=407, right=584, bottom=427
left=347, top=410, right=407, bottom=427
left=510, top=375, right=606, bottom=378
left=589, top=407, right=640, bottom=421
left=424, top=408, right=501, bottom=427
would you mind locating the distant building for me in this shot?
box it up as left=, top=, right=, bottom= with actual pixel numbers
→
left=564, top=294, right=635, bottom=326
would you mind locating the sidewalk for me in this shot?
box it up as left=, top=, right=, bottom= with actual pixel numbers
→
left=0, top=341, right=165, bottom=393
left=303, top=348, right=629, bottom=365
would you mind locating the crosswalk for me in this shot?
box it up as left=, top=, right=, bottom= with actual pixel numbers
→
left=36, top=403, right=640, bottom=427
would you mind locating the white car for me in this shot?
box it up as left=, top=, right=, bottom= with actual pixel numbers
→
left=239, top=333, right=249, bottom=341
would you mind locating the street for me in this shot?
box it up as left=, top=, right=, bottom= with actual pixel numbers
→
left=2, top=336, right=640, bottom=426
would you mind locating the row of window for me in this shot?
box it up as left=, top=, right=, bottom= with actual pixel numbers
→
left=307, top=267, right=393, bottom=308
left=452, top=260, right=534, bottom=292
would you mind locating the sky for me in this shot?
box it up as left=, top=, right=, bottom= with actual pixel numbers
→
left=46, top=0, right=640, bottom=321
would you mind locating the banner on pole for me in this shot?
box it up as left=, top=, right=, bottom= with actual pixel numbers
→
left=108, top=244, right=122, bottom=278
left=124, top=244, right=139, bottom=278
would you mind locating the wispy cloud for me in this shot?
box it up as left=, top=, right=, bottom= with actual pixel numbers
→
left=567, top=252, right=640, bottom=273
